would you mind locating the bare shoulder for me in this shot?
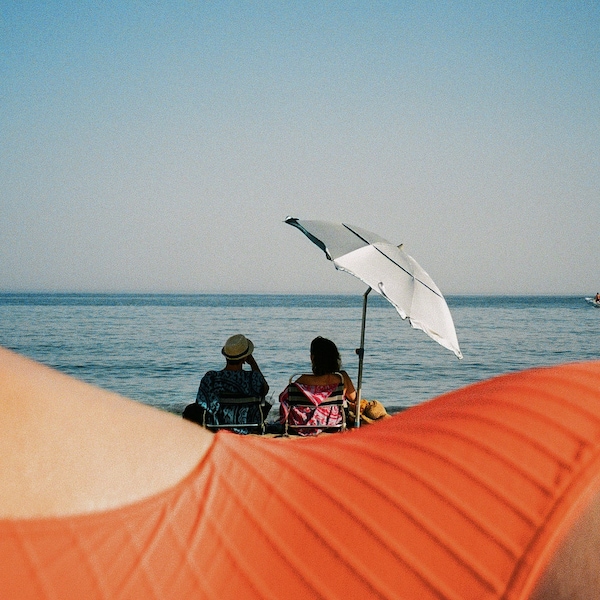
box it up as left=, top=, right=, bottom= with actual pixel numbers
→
left=0, top=347, right=213, bottom=518
left=340, top=370, right=352, bottom=382
left=340, top=370, right=356, bottom=397
left=296, top=373, right=341, bottom=385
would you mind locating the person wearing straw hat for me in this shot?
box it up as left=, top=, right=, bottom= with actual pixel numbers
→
left=192, top=334, right=270, bottom=434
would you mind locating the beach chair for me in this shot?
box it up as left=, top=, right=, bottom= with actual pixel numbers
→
left=205, top=392, right=268, bottom=435
left=283, top=373, right=347, bottom=436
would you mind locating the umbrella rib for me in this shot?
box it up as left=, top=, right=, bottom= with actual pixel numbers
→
left=342, top=224, right=443, bottom=298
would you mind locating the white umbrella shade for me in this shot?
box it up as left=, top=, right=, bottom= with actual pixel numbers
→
left=285, top=217, right=462, bottom=408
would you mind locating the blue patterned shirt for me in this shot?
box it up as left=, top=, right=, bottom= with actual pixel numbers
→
left=195, top=369, right=269, bottom=434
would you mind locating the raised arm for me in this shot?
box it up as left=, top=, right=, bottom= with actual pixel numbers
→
left=245, top=354, right=269, bottom=396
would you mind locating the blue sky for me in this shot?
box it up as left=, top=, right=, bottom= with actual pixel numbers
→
left=1, top=1, right=598, bottom=294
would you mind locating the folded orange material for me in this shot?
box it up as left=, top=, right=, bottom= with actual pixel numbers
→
left=3, top=361, right=600, bottom=599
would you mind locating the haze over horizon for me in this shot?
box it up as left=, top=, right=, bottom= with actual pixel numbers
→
left=2, top=2, right=598, bottom=296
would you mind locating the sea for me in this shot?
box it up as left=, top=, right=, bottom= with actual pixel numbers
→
left=0, top=293, right=598, bottom=418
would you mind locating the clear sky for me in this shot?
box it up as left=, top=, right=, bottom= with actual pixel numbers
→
left=1, top=1, right=598, bottom=295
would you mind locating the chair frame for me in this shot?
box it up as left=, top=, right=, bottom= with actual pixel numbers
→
left=204, top=392, right=268, bottom=435
left=283, top=372, right=347, bottom=436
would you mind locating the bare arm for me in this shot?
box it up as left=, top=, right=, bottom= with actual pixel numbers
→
left=245, top=354, right=269, bottom=396
left=341, top=370, right=357, bottom=402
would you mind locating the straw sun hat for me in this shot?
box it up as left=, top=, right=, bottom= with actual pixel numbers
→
left=222, top=334, right=254, bottom=361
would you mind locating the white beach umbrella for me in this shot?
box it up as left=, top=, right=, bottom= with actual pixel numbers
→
left=285, top=217, right=462, bottom=425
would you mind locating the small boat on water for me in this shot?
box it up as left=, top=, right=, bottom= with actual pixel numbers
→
left=585, top=297, right=600, bottom=308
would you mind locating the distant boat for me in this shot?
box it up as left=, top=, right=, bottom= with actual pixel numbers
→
left=585, top=297, right=600, bottom=308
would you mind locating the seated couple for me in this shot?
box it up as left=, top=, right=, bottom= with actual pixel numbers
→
left=186, top=334, right=389, bottom=435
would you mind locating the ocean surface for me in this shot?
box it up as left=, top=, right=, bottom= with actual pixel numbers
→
left=1, top=294, right=598, bottom=417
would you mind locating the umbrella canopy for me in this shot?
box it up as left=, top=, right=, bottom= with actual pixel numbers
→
left=286, top=217, right=462, bottom=358
left=285, top=217, right=462, bottom=425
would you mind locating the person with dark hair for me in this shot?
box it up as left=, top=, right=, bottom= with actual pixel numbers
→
left=278, top=336, right=356, bottom=435
left=309, top=336, right=345, bottom=376
left=188, top=334, right=270, bottom=434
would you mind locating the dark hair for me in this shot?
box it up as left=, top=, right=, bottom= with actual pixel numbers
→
left=310, top=336, right=341, bottom=376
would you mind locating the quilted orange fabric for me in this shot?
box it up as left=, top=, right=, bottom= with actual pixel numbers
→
left=2, top=361, right=600, bottom=599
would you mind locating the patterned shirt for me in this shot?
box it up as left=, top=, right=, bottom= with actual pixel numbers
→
left=196, top=369, right=268, bottom=434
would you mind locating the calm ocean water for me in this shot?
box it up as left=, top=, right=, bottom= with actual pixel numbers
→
left=1, top=294, right=598, bottom=416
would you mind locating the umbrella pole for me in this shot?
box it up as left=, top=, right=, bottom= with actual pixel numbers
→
left=355, top=287, right=371, bottom=428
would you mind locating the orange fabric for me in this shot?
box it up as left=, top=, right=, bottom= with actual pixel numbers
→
left=3, top=361, right=600, bottom=599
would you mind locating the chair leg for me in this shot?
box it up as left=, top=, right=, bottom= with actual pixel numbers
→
left=284, top=416, right=290, bottom=437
